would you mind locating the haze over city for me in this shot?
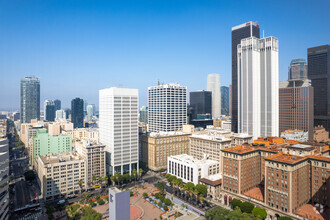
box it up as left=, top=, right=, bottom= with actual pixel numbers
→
left=1, top=0, right=329, bottom=110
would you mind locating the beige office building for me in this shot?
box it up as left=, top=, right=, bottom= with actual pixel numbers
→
left=140, top=132, right=190, bottom=171
left=75, top=140, right=106, bottom=187
left=64, top=128, right=99, bottom=143
left=35, top=152, right=86, bottom=200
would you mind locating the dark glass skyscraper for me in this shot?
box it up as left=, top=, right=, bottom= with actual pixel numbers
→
left=307, top=45, right=330, bottom=131
left=189, top=91, right=212, bottom=120
left=221, top=86, right=229, bottom=116
left=54, top=99, right=61, bottom=111
left=231, top=21, right=260, bottom=132
left=20, top=76, right=40, bottom=123
left=44, top=100, right=55, bottom=121
left=71, top=98, right=84, bottom=128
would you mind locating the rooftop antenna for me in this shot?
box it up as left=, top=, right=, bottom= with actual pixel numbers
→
left=263, top=29, right=265, bottom=38
left=157, top=80, right=160, bottom=85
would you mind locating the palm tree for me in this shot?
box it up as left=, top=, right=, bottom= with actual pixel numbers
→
left=199, top=195, right=205, bottom=207
left=92, top=175, right=96, bottom=186
left=104, top=176, right=108, bottom=187
left=194, top=189, right=199, bottom=204
left=98, top=176, right=103, bottom=187
left=132, top=169, right=137, bottom=182
left=78, top=179, right=84, bottom=196
left=183, top=185, right=189, bottom=201
left=110, top=175, right=115, bottom=186
left=139, top=168, right=143, bottom=180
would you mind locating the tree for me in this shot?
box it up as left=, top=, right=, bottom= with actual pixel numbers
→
left=110, top=175, right=115, bottom=186
left=66, top=205, right=80, bottom=220
left=195, top=184, right=207, bottom=196
left=227, top=206, right=242, bottom=219
left=89, top=201, right=96, bottom=207
left=92, top=175, right=97, bottom=185
left=159, top=195, right=165, bottom=203
left=114, top=172, right=122, bottom=185
left=163, top=205, right=169, bottom=211
left=164, top=198, right=172, bottom=206
left=78, top=179, right=84, bottom=195
left=185, top=182, right=195, bottom=191
left=139, top=168, right=143, bottom=179
left=24, top=170, right=36, bottom=181
left=205, top=207, right=230, bottom=220
left=176, top=178, right=183, bottom=187
left=165, top=173, right=171, bottom=180
left=123, top=173, right=130, bottom=183
left=143, top=192, right=148, bottom=198
left=130, top=191, right=134, bottom=197
left=97, top=198, right=105, bottom=205
left=104, top=176, right=108, bottom=187
left=98, top=176, right=103, bottom=187
left=81, top=206, right=102, bottom=220
left=240, top=202, right=255, bottom=213
left=157, top=201, right=163, bottom=207
left=132, top=169, right=137, bottom=181
left=230, top=198, right=242, bottom=209
left=278, top=217, right=293, bottom=220
left=157, top=182, right=164, bottom=192
left=252, top=207, right=267, bottom=219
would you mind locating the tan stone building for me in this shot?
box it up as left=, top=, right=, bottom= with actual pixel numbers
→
left=63, top=128, right=99, bottom=143
left=75, top=140, right=106, bottom=188
left=314, top=125, right=329, bottom=142
left=35, top=152, right=86, bottom=200
left=140, top=132, right=190, bottom=171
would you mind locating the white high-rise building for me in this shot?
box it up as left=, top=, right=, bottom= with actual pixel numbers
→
left=148, top=83, right=187, bottom=132
left=86, top=104, right=95, bottom=121
left=207, top=74, right=221, bottom=118
left=237, top=36, right=279, bottom=139
left=55, top=109, right=66, bottom=121
left=99, top=87, right=139, bottom=175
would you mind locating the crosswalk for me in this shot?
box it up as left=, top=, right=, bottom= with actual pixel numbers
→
left=18, top=211, right=42, bottom=220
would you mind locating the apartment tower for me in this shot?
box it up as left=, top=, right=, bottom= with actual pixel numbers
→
left=148, top=83, right=187, bottom=132
left=20, top=76, right=40, bottom=123
left=231, top=22, right=260, bottom=132
left=71, top=98, right=84, bottom=128
left=99, top=87, right=139, bottom=175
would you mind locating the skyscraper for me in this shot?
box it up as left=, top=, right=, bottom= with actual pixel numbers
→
left=229, top=84, right=232, bottom=116
left=288, top=59, right=308, bottom=81
left=44, top=100, right=55, bottom=121
left=55, top=109, right=66, bottom=121
left=99, top=87, right=139, bottom=175
left=279, top=79, right=314, bottom=140
left=148, top=83, right=187, bottom=132
left=189, top=90, right=212, bottom=120
left=207, top=74, right=221, bottom=118
left=307, top=45, right=330, bottom=131
left=237, top=36, right=279, bottom=139
left=231, top=21, right=260, bottom=132
left=221, top=86, right=229, bottom=116
left=139, top=106, right=148, bottom=124
left=86, top=104, right=95, bottom=121
left=71, top=98, right=84, bottom=128
left=54, top=99, right=61, bottom=111
left=20, top=76, right=40, bottom=123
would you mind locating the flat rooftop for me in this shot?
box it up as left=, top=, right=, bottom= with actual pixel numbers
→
left=265, top=154, right=307, bottom=164
left=149, top=131, right=189, bottom=138
left=190, top=133, right=231, bottom=142
left=39, top=152, right=83, bottom=165
left=169, top=154, right=219, bottom=166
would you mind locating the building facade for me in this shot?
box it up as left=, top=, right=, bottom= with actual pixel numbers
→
left=0, top=138, right=9, bottom=220
left=54, top=99, right=61, bottom=111
left=35, top=152, right=86, bottom=200
left=20, top=76, right=40, bottom=123
left=207, top=74, right=221, bottom=118
left=139, top=106, right=148, bottom=124
left=280, top=130, right=309, bottom=142
left=86, top=104, right=95, bottom=122
left=148, top=83, right=187, bottom=132
left=31, top=128, right=72, bottom=165
left=44, top=100, right=55, bottom=121
left=75, top=140, right=106, bottom=188
left=71, top=98, right=84, bottom=128
left=237, top=36, right=279, bottom=140
left=140, top=132, right=190, bottom=171
left=288, top=59, right=307, bottom=81
left=99, top=87, right=139, bottom=175
left=221, top=86, right=229, bottom=116
left=308, top=45, right=330, bottom=131
left=168, top=154, right=220, bottom=185
left=189, top=91, right=212, bottom=120
left=55, top=110, right=66, bottom=121
left=231, top=21, right=260, bottom=133
left=279, top=79, right=314, bottom=140
left=109, top=187, right=130, bottom=220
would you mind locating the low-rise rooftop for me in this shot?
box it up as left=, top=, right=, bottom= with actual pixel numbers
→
left=39, top=152, right=83, bottom=165
left=265, top=153, right=307, bottom=165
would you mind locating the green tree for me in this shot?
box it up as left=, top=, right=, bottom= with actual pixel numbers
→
left=139, top=168, right=143, bottom=179
left=110, top=175, right=115, bottom=186
left=143, top=192, right=148, bottom=198
left=81, top=206, right=102, bottom=220
left=92, top=175, right=97, bottom=185
left=230, top=198, right=242, bottom=209
left=78, top=179, right=84, bottom=195
left=157, top=201, right=163, bottom=207
left=97, top=198, right=105, bottom=205
left=164, top=198, right=172, bottom=206
left=24, top=170, right=36, bottom=181
left=195, top=184, right=207, bottom=196
left=123, top=173, right=130, bottom=183
left=132, top=169, right=138, bottom=181
left=165, top=173, right=172, bottom=180
left=252, top=207, right=267, bottom=219
left=205, top=207, right=230, bottom=220
left=104, top=176, right=108, bottom=187
left=185, top=182, right=195, bottom=191
left=89, top=201, right=96, bottom=207
left=163, top=205, right=169, bottom=211
left=227, top=206, right=242, bottom=219
left=240, top=202, right=255, bottom=213
left=98, top=176, right=103, bottom=186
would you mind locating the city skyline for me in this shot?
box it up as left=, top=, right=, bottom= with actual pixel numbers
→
left=1, top=0, right=329, bottom=110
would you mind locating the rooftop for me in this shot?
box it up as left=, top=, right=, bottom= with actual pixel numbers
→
left=288, top=144, right=314, bottom=150
left=39, top=152, right=83, bottom=165
left=169, top=154, right=219, bottom=166
left=308, top=155, right=330, bottom=162
left=190, top=133, right=231, bottom=142
left=149, top=131, right=189, bottom=138
left=243, top=187, right=264, bottom=202
left=265, top=153, right=307, bottom=165
left=295, top=204, right=326, bottom=220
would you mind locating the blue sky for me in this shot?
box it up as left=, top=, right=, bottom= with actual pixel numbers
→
left=0, top=0, right=329, bottom=110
